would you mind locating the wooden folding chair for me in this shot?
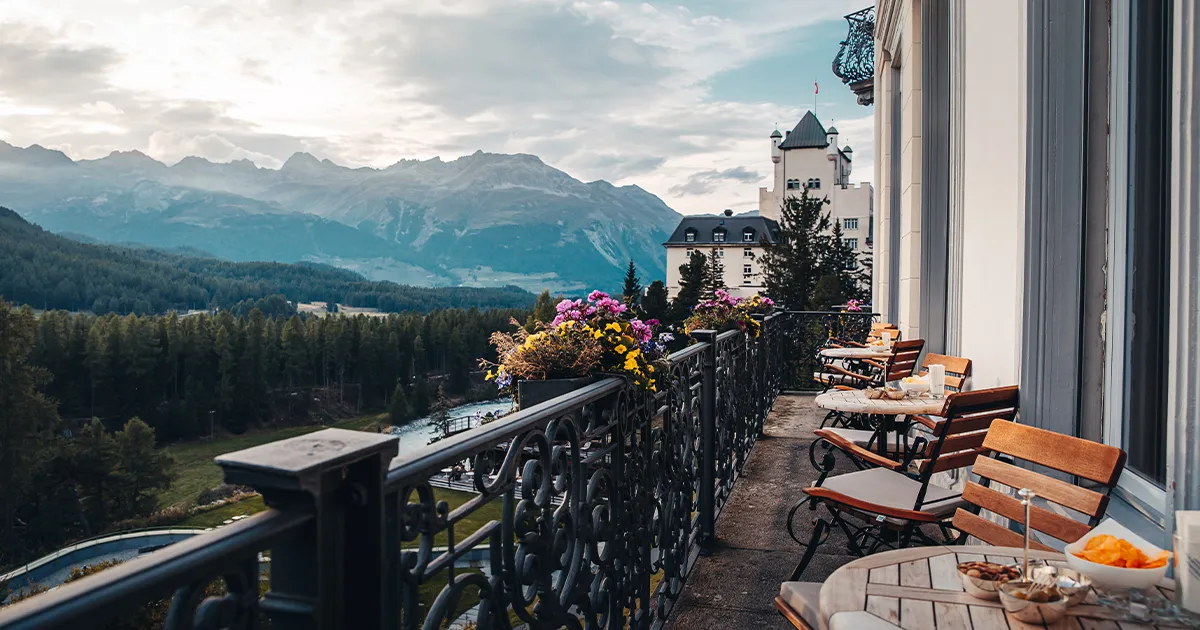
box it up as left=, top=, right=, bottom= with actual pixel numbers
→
left=787, top=386, right=1019, bottom=580
left=814, top=353, right=975, bottom=461
left=952, top=420, right=1126, bottom=550
left=815, top=339, right=927, bottom=430
left=829, top=322, right=901, bottom=349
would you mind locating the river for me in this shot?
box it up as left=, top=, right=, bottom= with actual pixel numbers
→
left=386, top=398, right=515, bottom=455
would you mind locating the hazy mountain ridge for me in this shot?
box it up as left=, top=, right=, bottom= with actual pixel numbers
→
left=0, top=141, right=680, bottom=292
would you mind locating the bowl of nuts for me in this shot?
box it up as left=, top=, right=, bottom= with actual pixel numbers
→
left=957, top=561, right=1021, bottom=600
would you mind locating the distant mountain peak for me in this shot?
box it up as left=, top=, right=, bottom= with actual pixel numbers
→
left=282, top=151, right=323, bottom=171
left=0, top=142, right=75, bottom=167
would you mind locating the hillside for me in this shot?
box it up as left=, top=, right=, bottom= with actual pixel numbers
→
left=0, top=143, right=681, bottom=292
left=0, top=207, right=534, bottom=314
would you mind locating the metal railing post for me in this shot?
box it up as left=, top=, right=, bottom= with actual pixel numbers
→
left=753, top=314, right=769, bottom=434
left=690, top=329, right=718, bottom=551
left=216, top=428, right=398, bottom=630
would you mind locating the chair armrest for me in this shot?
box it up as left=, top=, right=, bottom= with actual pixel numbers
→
left=802, top=486, right=942, bottom=523
left=814, top=429, right=903, bottom=470
left=825, top=364, right=875, bottom=382
left=861, top=359, right=887, bottom=371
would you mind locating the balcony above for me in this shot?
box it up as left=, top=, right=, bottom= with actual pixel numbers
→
left=832, top=6, right=876, bottom=106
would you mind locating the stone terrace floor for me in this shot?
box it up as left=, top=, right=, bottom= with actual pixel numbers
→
left=668, top=393, right=855, bottom=629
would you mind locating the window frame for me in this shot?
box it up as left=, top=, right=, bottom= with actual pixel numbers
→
left=743, top=264, right=753, bottom=274
left=712, top=228, right=726, bottom=242
left=844, top=217, right=859, bottom=230
left=743, top=247, right=753, bottom=257
left=684, top=229, right=697, bottom=243
left=742, top=228, right=756, bottom=242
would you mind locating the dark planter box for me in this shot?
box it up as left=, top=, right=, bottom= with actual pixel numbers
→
left=517, top=376, right=598, bottom=410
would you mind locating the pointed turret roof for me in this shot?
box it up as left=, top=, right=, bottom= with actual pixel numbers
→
left=777, top=111, right=829, bottom=150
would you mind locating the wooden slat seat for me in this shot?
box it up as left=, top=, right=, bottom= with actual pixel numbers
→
left=951, top=420, right=1126, bottom=550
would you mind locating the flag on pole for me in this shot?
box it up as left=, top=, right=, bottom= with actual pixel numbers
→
left=814, top=81, right=819, bottom=95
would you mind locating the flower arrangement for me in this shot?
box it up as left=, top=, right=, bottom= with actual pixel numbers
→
left=483, top=291, right=670, bottom=392
left=843, top=299, right=864, bottom=313
left=682, top=290, right=764, bottom=338
left=743, top=294, right=777, bottom=315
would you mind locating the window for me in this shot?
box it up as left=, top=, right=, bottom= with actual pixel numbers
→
left=786, top=178, right=801, bottom=190
left=742, top=228, right=756, bottom=242
left=742, top=276, right=752, bottom=285
left=844, top=238, right=858, bottom=250
left=743, top=264, right=752, bottom=274
left=684, top=229, right=696, bottom=243
left=844, top=218, right=859, bottom=230
left=712, top=229, right=726, bottom=242
left=806, top=178, right=822, bottom=190
left=743, top=247, right=754, bottom=258
left=686, top=248, right=694, bottom=256
left=716, top=248, right=724, bottom=257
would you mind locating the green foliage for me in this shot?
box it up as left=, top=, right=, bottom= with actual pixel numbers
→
left=526, top=290, right=557, bottom=330
left=0, top=207, right=534, bottom=315
left=114, top=418, right=175, bottom=517
left=761, top=191, right=865, bottom=310
left=389, top=381, right=411, bottom=425
left=671, top=250, right=707, bottom=322
left=640, top=280, right=670, bottom=324
left=701, top=247, right=726, bottom=300
left=621, top=260, right=641, bottom=306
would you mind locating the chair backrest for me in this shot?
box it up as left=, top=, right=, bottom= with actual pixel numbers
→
left=867, top=324, right=901, bottom=343
left=884, top=339, right=925, bottom=381
left=918, top=353, right=973, bottom=391
left=910, top=386, right=1021, bottom=511
left=952, top=421, right=1126, bottom=551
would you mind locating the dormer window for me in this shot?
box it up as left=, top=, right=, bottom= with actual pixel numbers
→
left=742, top=228, right=756, bottom=243
left=685, top=228, right=697, bottom=243
left=712, top=228, right=727, bottom=242
left=786, top=178, right=802, bottom=190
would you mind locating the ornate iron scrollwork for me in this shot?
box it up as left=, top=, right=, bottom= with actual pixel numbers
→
left=832, top=6, right=876, bottom=106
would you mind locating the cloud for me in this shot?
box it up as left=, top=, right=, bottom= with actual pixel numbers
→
left=0, top=0, right=875, bottom=214
left=147, top=131, right=284, bottom=168
left=668, top=166, right=763, bottom=196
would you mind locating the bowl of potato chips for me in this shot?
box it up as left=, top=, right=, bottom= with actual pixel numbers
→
left=1065, top=519, right=1171, bottom=590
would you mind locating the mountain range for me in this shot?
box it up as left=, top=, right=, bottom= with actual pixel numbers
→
left=0, top=141, right=682, bottom=292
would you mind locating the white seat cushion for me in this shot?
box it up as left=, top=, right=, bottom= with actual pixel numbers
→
left=818, top=467, right=964, bottom=524
left=778, top=581, right=821, bottom=629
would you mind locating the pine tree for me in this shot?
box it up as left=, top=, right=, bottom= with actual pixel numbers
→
left=641, top=280, right=670, bottom=323
left=412, top=335, right=428, bottom=376
left=528, top=290, right=556, bottom=328
left=823, top=221, right=864, bottom=304
left=388, top=381, right=411, bottom=426
left=429, top=384, right=452, bottom=436
left=114, top=417, right=174, bottom=519
left=72, top=419, right=119, bottom=527
left=280, top=315, right=308, bottom=387
left=702, top=247, right=726, bottom=299
left=672, top=250, right=708, bottom=321
left=621, top=260, right=641, bottom=306
left=411, top=378, right=431, bottom=417
left=761, top=190, right=833, bottom=310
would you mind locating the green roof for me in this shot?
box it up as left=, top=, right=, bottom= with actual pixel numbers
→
left=777, top=111, right=829, bottom=150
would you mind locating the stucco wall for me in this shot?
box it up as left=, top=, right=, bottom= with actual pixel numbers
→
left=958, top=0, right=1026, bottom=389
left=665, top=245, right=767, bottom=299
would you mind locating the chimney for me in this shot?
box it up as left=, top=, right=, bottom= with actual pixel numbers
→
left=724, top=209, right=734, bottom=217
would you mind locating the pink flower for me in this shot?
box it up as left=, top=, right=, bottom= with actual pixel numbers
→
left=587, top=290, right=610, bottom=303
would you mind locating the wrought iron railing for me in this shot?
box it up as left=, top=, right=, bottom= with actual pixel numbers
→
left=0, top=315, right=788, bottom=630
left=832, top=6, right=876, bottom=106
left=780, top=310, right=880, bottom=391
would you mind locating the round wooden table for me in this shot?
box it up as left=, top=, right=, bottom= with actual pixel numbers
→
left=814, top=389, right=947, bottom=416
left=819, top=545, right=1182, bottom=629
left=820, top=347, right=894, bottom=360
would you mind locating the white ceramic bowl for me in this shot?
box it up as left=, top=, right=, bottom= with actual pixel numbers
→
left=899, top=379, right=930, bottom=394
left=1064, top=539, right=1169, bottom=590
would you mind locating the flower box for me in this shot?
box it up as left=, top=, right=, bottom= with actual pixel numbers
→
left=517, top=375, right=599, bottom=410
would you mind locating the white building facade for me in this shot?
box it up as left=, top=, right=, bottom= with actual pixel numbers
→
left=662, top=211, right=777, bottom=300
left=758, top=111, right=874, bottom=259
left=867, top=0, right=1200, bottom=545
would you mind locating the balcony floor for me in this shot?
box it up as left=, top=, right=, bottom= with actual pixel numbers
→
left=667, top=393, right=856, bottom=629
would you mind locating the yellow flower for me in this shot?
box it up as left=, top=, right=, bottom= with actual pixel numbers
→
left=593, top=330, right=604, bottom=339
left=606, top=322, right=622, bottom=332
left=614, top=344, right=628, bottom=354
left=624, top=356, right=639, bottom=371
left=647, top=364, right=654, bottom=373
left=486, top=370, right=495, bottom=380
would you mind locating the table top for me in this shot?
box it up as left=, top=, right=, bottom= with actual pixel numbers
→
left=819, top=545, right=1181, bottom=630
left=821, top=346, right=894, bottom=359
left=815, top=388, right=948, bottom=416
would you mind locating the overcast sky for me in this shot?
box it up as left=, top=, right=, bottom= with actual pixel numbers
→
left=0, top=0, right=874, bottom=215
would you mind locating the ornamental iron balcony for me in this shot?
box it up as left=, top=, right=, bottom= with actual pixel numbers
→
left=832, top=6, right=876, bottom=106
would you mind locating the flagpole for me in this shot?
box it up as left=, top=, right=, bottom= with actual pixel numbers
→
left=813, top=78, right=818, bottom=116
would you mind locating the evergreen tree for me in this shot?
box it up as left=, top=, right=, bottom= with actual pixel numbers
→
left=388, top=381, right=411, bottom=426
left=72, top=419, right=119, bottom=527
left=411, top=379, right=432, bottom=417
left=528, top=290, right=556, bottom=328
left=621, top=260, right=641, bottom=306
left=672, top=250, right=707, bottom=321
left=280, top=315, right=308, bottom=387
left=761, top=190, right=833, bottom=310
left=702, top=247, right=726, bottom=299
left=823, top=221, right=864, bottom=304
left=446, top=328, right=471, bottom=394
left=412, top=335, right=428, bottom=376
left=641, top=280, right=670, bottom=323
left=0, top=301, right=60, bottom=560
left=429, top=384, right=452, bottom=436
left=114, top=418, right=174, bottom=519
left=812, top=274, right=845, bottom=311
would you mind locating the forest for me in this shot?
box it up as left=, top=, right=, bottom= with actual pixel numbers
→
left=0, top=207, right=534, bottom=315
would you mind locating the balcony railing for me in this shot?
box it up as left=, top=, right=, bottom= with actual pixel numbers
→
left=0, top=314, right=792, bottom=630
left=832, top=6, right=876, bottom=106
left=780, top=310, right=880, bottom=391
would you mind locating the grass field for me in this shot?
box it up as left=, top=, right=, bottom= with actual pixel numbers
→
left=157, top=413, right=387, bottom=509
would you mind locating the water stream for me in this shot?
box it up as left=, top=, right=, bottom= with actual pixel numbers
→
left=386, top=398, right=515, bottom=455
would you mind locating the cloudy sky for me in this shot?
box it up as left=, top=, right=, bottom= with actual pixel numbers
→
left=0, top=0, right=874, bottom=215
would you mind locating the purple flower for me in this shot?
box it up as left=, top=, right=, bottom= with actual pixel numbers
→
left=647, top=319, right=660, bottom=327
left=556, top=299, right=575, bottom=313
left=587, top=290, right=610, bottom=302
left=628, top=318, right=653, bottom=343
left=658, top=332, right=674, bottom=343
